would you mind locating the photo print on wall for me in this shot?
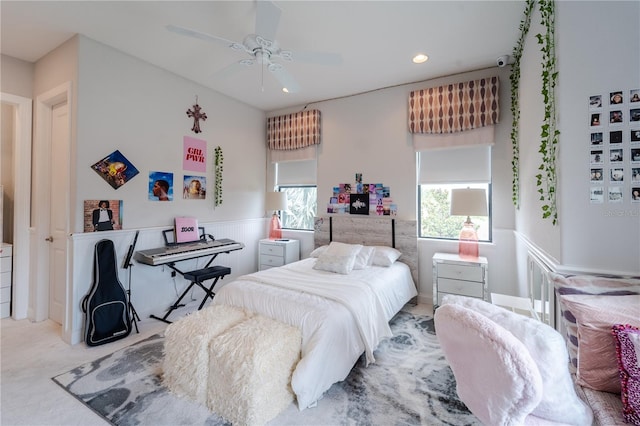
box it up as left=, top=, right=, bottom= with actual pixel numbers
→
left=327, top=173, right=395, bottom=215
left=183, top=136, right=207, bottom=173
left=149, top=171, right=174, bottom=201
left=588, top=87, right=640, bottom=204
left=183, top=175, right=206, bottom=199
left=83, top=200, right=123, bottom=232
left=91, top=150, right=139, bottom=190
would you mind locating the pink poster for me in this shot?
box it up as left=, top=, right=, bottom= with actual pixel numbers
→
left=183, top=136, right=207, bottom=173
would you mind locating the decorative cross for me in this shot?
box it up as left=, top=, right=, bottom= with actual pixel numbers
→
left=186, top=97, right=207, bottom=134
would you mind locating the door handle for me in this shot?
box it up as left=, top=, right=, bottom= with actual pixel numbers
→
left=45, top=236, right=53, bottom=242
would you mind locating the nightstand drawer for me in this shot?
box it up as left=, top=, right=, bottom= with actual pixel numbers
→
left=0, top=271, right=10, bottom=288
left=437, top=263, right=483, bottom=282
left=437, top=278, right=484, bottom=298
left=0, top=256, right=11, bottom=273
left=260, top=254, right=285, bottom=268
left=0, top=286, right=10, bottom=303
left=260, top=244, right=285, bottom=257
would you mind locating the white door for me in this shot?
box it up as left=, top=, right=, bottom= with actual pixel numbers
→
left=48, top=102, right=69, bottom=324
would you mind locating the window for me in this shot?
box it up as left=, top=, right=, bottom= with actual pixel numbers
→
left=418, top=146, right=492, bottom=241
left=277, top=185, right=317, bottom=231
left=419, top=183, right=491, bottom=241
left=275, top=159, right=317, bottom=231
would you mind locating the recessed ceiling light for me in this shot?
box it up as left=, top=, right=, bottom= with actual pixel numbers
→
left=282, top=88, right=289, bottom=93
left=412, top=54, right=429, bottom=64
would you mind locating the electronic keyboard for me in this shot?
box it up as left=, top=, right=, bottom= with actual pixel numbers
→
left=134, top=238, right=244, bottom=266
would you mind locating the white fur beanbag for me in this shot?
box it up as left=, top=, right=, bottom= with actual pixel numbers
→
left=163, top=304, right=252, bottom=404
left=207, top=314, right=302, bottom=426
left=434, top=303, right=543, bottom=426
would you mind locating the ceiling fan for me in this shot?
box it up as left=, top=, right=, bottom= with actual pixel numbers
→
left=166, top=1, right=342, bottom=93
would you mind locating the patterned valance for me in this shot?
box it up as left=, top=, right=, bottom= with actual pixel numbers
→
left=267, top=109, right=321, bottom=150
left=409, top=77, right=499, bottom=134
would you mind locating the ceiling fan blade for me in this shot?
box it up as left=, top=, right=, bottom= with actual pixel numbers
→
left=166, top=24, right=238, bottom=48
left=292, top=50, right=343, bottom=66
left=213, top=60, right=254, bottom=80
left=255, top=1, right=281, bottom=41
left=268, top=63, right=300, bottom=93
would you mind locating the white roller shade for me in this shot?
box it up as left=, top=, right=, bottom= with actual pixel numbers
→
left=276, top=159, right=317, bottom=185
left=419, top=145, right=491, bottom=184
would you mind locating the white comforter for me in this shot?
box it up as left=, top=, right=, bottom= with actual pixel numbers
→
left=212, top=258, right=417, bottom=410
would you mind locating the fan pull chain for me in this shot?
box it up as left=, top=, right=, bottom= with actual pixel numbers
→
left=261, top=59, right=265, bottom=92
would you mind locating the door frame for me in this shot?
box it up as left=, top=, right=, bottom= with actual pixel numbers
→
left=32, top=82, right=72, bottom=324
left=0, top=92, right=32, bottom=320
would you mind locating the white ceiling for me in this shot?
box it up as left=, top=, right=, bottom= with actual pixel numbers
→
left=1, top=1, right=525, bottom=111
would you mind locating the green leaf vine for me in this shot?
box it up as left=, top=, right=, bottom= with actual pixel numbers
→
left=536, top=0, right=559, bottom=225
left=214, top=146, right=223, bottom=207
left=510, top=0, right=535, bottom=209
left=510, top=0, right=559, bottom=225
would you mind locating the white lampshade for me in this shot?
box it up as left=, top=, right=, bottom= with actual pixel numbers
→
left=265, top=191, right=287, bottom=212
left=450, top=188, right=488, bottom=217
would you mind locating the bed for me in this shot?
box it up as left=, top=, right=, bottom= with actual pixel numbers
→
left=211, top=216, right=418, bottom=410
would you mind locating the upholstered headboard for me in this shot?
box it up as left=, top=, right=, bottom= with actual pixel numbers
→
left=314, top=215, right=418, bottom=285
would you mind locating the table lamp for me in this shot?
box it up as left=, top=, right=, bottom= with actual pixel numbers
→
left=266, top=191, right=287, bottom=239
left=450, top=188, right=487, bottom=258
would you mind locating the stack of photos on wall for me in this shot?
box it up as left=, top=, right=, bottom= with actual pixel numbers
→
left=327, top=173, right=397, bottom=216
left=589, top=88, right=640, bottom=203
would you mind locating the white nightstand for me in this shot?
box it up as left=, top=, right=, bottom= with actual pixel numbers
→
left=259, top=239, right=300, bottom=271
left=432, top=252, right=488, bottom=309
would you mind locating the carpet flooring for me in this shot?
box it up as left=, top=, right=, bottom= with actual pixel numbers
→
left=52, top=310, right=480, bottom=425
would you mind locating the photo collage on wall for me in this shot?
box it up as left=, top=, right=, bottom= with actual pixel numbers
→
left=588, top=88, right=640, bottom=203
left=327, top=173, right=397, bottom=216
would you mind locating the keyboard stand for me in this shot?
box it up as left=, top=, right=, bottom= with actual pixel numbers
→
left=150, top=264, right=231, bottom=324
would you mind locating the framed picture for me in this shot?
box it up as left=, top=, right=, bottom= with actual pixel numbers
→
left=84, top=200, right=123, bottom=232
left=91, top=150, right=139, bottom=190
left=349, top=193, right=369, bottom=215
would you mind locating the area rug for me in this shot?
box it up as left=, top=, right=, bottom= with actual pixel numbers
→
left=52, top=310, right=480, bottom=425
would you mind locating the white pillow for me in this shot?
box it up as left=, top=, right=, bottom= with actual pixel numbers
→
left=353, top=246, right=375, bottom=270
left=434, top=303, right=543, bottom=426
left=309, top=245, right=328, bottom=258
left=371, top=246, right=401, bottom=267
left=441, top=295, right=593, bottom=426
left=312, top=242, right=362, bottom=275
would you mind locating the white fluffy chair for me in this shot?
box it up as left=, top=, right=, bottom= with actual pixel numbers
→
left=207, top=314, right=302, bottom=426
left=434, top=296, right=593, bottom=426
left=435, top=303, right=544, bottom=425
left=163, top=304, right=251, bottom=404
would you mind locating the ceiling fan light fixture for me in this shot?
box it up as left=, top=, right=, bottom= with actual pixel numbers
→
left=412, top=53, right=429, bottom=64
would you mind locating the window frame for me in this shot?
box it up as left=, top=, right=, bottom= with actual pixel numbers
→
left=418, top=182, right=493, bottom=242
left=276, top=184, right=317, bottom=231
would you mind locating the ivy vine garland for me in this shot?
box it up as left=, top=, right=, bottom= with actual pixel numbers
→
left=510, top=0, right=558, bottom=225
left=536, top=0, right=559, bottom=225
left=510, top=0, right=535, bottom=209
left=214, top=146, right=223, bottom=207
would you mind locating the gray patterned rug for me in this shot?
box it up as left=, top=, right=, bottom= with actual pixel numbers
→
left=52, top=310, right=479, bottom=425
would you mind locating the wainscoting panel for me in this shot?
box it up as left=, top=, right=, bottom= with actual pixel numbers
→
left=64, top=219, right=265, bottom=345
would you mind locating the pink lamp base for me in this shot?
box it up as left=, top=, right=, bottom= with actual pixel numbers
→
left=269, top=214, right=282, bottom=239
left=458, top=222, right=479, bottom=258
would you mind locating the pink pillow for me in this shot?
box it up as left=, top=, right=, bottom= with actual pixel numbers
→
left=612, top=324, right=640, bottom=426
left=550, top=273, right=640, bottom=374
left=559, top=294, right=640, bottom=392
left=434, top=303, right=543, bottom=425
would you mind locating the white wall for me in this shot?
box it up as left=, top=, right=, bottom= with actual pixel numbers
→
left=270, top=66, right=519, bottom=302
left=516, top=1, right=640, bottom=276
left=22, top=35, right=272, bottom=341
left=0, top=55, right=34, bottom=98
left=75, top=36, right=267, bottom=231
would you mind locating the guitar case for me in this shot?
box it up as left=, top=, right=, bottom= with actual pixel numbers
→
left=81, top=239, right=131, bottom=346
